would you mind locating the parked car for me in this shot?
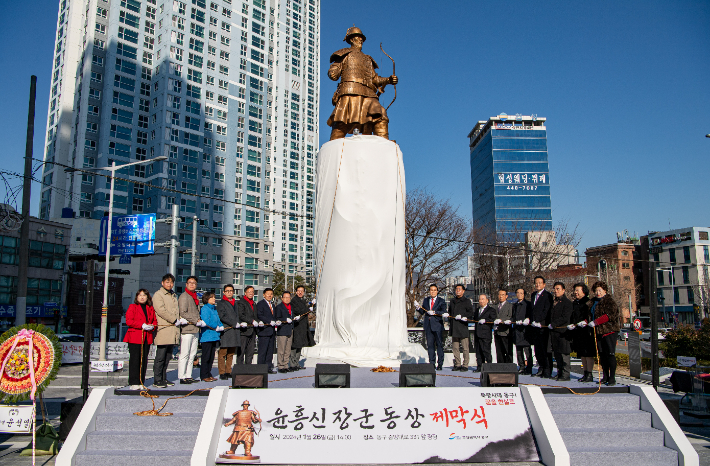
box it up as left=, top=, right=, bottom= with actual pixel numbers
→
left=639, top=331, right=666, bottom=341
left=58, top=334, right=84, bottom=342
left=618, top=329, right=630, bottom=341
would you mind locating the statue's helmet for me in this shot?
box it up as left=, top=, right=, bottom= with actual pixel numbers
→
left=242, top=400, right=250, bottom=407
left=343, top=26, right=366, bottom=43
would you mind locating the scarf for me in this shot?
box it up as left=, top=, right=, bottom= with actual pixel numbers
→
left=226, top=297, right=236, bottom=306
left=590, top=297, right=601, bottom=319
left=243, top=295, right=254, bottom=309
left=284, top=303, right=292, bottom=315
left=186, top=289, right=199, bottom=306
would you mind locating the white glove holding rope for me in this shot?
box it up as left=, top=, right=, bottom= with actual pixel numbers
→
left=286, top=318, right=292, bottom=324
left=195, top=320, right=207, bottom=328
left=567, top=324, right=576, bottom=330
left=215, top=326, right=224, bottom=332
left=577, top=320, right=587, bottom=327
left=461, top=317, right=468, bottom=322
left=258, top=321, right=265, bottom=327
left=494, top=319, right=502, bottom=325
left=427, top=310, right=435, bottom=315
left=294, top=315, right=300, bottom=321
left=589, top=321, right=596, bottom=327
left=141, top=323, right=154, bottom=331
left=442, top=313, right=449, bottom=318
left=414, top=300, right=421, bottom=309
left=240, top=322, right=248, bottom=328
left=479, top=319, right=486, bottom=324
left=455, top=314, right=462, bottom=320
left=523, top=318, right=530, bottom=326
left=504, top=320, right=512, bottom=325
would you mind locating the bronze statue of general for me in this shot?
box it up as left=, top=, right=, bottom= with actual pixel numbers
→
left=326, top=27, right=398, bottom=140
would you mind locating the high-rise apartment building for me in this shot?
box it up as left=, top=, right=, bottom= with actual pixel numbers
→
left=40, top=0, right=319, bottom=284
left=467, top=114, right=552, bottom=241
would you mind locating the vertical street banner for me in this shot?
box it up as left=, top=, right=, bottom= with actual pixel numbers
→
left=215, top=387, right=538, bottom=464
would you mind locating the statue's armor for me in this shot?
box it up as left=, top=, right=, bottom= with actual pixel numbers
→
left=330, top=48, right=380, bottom=99
left=235, top=410, right=255, bottom=430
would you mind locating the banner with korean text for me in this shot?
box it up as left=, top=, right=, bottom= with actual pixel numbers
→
left=215, top=387, right=538, bottom=464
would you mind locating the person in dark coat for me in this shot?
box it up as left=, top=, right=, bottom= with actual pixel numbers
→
left=421, top=284, right=448, bottom=370
left=274, top=291, right=294, bottom=373
left=530, top=276, right=554, bottom=378
left=549, top=282, right=575, bottom=381
left=289, top=286, right=314, bottom=370
left=570, top=283, right=593, bottom=382
left=237, top=286, right=258, bottom=365
left=216, top=284, right=241, bottom=380
left=513, top=288, right=533, bottom=374
left=587, top=281, right=620, bottom=386
left=474, top=294, right=497, bottom=371
left=448, top=284, right=474, bottom=371
left=493, top=289, right=514, bottom=364
left=256, top=288, right=277, bottom=373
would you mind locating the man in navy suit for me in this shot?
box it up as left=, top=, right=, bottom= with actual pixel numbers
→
left=530, top=276, right=555, bottom=378
left=274, top=291, right=294, bottom=373
left=421, top=284, right=448, bottom=370
left=256, top=288, right=277, bottom=374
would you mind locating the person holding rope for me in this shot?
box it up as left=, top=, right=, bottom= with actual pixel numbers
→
left=123, top=289, right=157, bottom=389
left=549, top=282, right=574, bottom=381
left=177, top=276, right=203, bottom=384
left=570, top=283, right=594, bottom=382
left=275, top=291, right=294, bottom=373
left=530, top=276, right=554, bottom=378
left=290, top=285, right=314, bottom=371
left=448, top=284, right=474, bottom=371
left=198, top=292, right=224, bottom=382
left=513, top=288, right=533, bottom=374
left=473, top=293, right=496, bottom=371
left=494, top=289, right=514, bottom=364
left=586, top=281, right=620, bottom=386
left=237, top=286, right=258, bottom=365
left=152, top=274, right=180, bottom=388
left=256, top=288, right=278, bottom=374
left=421, top=284, right=447, bottom=371
left=217, top=284, right=241, bottom=380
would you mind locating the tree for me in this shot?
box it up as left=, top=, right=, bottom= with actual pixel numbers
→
left=272, top=268, right=315, bottom=303
left=405, top=188, right=478, bottom=326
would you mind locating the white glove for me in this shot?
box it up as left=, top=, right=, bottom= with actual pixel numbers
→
left=577, top=321, right=587, bottom=327
left=275, top=320, right=281, bottom=326
left=270, top=320, right=276, bottom=326
left=252, top=320, right=258, bottom=326
left=287, top=318, right=292, bottom=324
left=455, top=314, right=462, bottom=320
left=479, top=319, right=485, bottom=324
left=175, top=320, right=182, bottom=327
left=414, top=300, right=421, bottom=309
left=523, top=318, right=530, bottom=325
left=548, top=324, right=553, bottom=329
left=427, top=310, right=435, bottom=315
left=216, top=326, right=224, bottom=332
left=531, top=322, right=539, bottom=328
left=309, top=306, right=313, bottom=311
left=141, top=323, right=153, bottom=331
left=180, top=318, right=189, bottom=326
left=515, top=320, right=522, bottom=325
left=442, top=313, right=449, bottom=318
left=258, top=321, right=265, bottom=327
left=240, top=322, right=248, bottom=328
left=567, top=324, right=576, bottom=330
left=196, top=320, right=206, bottom=328
left=312, top=298, right=316, bottom=304
left=504, top=320, right=512, bottom=325
left=294, top=315, right=301, bottom=321
left=589, top=321, right=596, bottom=327
left=461, top=317, right=468, bottom=322
left=494, top=319, right=502, bottom=325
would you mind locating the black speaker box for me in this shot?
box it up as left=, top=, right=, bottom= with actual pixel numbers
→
left=399, top=363, right=436, bottom=387
left=231, top=364, right=269, bottom=388
left=480, top=363, right=518, bottom=387
left=59, top=399, right=84, bottom=441
left=315, top=363, right=350, bottom=388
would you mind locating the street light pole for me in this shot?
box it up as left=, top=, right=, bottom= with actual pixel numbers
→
left=96, top=156, right=167, bottom=361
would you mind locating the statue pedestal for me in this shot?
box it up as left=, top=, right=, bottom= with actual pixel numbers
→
left=302, top=135, right=427, bottom=367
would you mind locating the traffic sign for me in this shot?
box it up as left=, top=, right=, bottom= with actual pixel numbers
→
left=633, top=319, right=642, bottom=330
left=119, top=254, right=132, bottom=264
left=99, top=214, right=156, bottom=255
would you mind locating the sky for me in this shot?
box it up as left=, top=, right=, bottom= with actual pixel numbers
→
left=1, top=0, right=709, bottom=265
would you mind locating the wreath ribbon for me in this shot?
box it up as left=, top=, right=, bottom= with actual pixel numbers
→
left=0, top=329, right=37, bottom=400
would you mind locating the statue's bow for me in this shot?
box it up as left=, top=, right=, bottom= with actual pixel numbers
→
left=380, top=43, right=396, bottom=111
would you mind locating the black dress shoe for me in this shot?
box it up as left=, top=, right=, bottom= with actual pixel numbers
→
left=278, top=369, right=289, bottom=373
left=165, top=381, right=175, bottom=386
left=606, top=379, right=617, bottom=386
left=219, top=373, right=229, bottom=380
left=436, top=365, right=443, bottom=371
left=453, top=366, right=460, bottom=371
left=180, top=378, right=194, bottom=384
left=459, top=367, right=468, bottom=372
left=518, top=369, right=527, bottom=374
left=187, top=378, right=199, bottom=383
left=556, top=376, right=571, bottom=382
left=268, top=369, right=277, bottom=374
left=154, top=382, right=167, bottom=388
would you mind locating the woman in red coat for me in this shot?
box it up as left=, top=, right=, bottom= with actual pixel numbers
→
left=123, top=289, right=158, bottom=389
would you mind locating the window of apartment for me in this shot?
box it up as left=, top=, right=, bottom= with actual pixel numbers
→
left=683, top=246, right=691, bottom=263
left=669, top=248, right=676, bottom=264
left=682, top=266, right=690, bottom=284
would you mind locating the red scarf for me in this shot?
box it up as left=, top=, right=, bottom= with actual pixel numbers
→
left=243, top=295, right=254, bottom=309
left=226, top=298, right=236, bottom=306
left=186, top=289, right=199, bottom=306
left=284, top=303, right=292, bottom=315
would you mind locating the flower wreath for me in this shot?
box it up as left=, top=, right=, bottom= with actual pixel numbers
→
left=0, top=324, right=61, bottom=403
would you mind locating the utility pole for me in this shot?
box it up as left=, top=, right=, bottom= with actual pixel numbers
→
left=15, top=75, right=37, bottom=326
left=168, top=204, right=179, bottom=278
left=99, top=162, right=116, bottom=361
left=82, top=260, right=95, bottom=402
left=191, top=215, right=197, bottom=276
left=650, top=259, right=659, bottom=390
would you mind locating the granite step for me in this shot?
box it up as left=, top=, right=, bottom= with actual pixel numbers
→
left=95, top=412, right=203, bottom=432
left=75, top=449, right=192, bottom=466
left=104, top=396, right=208, bottom=414
left=550, top=410, right=651, bottom=429
left=85, top=430, right=199, bottom=450
left=567, top=445, right=678, bottom=466
left=545, top=393, right=639, bottom=412
left=559, top=427, right=665, bottom=449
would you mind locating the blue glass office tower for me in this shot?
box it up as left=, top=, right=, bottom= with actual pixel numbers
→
left=468, top=114, right=552, bottom=241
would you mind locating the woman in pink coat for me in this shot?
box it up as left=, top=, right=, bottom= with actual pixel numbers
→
left=123, top=289, right=158, bottom=389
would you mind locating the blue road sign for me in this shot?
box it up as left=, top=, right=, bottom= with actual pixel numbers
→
left=119, top=255, right=132, bottom=264
left=0, top=304, right=61, bottom=318
left=99, top=214, right=156, bottom=255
